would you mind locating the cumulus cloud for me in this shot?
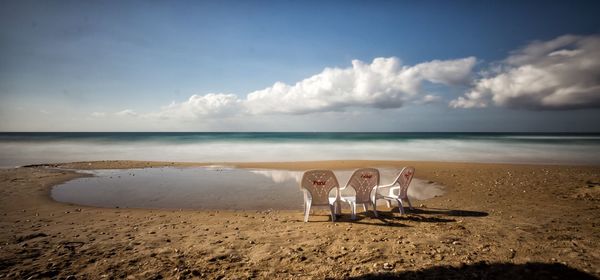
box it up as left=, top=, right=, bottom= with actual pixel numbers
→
left=451, top=34, right=600, bottom=110
left=115, top=109, right=138, bottom=117
left=147, top=56, right=475, bottom=120
left=155, top=93, right=242, bottom=120
left=91, top=112, right=106, bottom=117
left=246, top=57, right=476, bottom=114
left=421, top=94, right=443, bottom=104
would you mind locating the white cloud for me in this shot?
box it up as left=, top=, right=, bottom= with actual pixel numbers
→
left=451, top=34, right=600, bottom=110
left=156, top=93, right=241, bottom=120
left=421, top=94, right=443, bottom=104
left=245, top=57, right=476, bottom=114
left=115, top=109, right=138, bottom=117
left=91, top=112, right=106, bottom=117
left=148, top=56, right=475, bottom=120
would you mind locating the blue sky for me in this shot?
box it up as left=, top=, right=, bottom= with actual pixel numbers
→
left=1, top=0, right=599, bottom=131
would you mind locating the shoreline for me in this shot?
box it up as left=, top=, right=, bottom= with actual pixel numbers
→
left=1, top=160, right=599, bottom=279
left=22, top=159, right=600, bottom=170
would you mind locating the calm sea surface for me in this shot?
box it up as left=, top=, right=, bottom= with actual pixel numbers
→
left=1, top=132, right=599, bottom=167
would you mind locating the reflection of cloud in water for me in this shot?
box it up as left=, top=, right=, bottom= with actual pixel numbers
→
left=204, top=165, right=236, bottom=170
left=250, top=170, right=303, bottom=184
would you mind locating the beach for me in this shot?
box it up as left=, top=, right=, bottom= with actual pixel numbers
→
left=1, top=160, right=599, bottom=279
left=3, top=1, right=600, bottom=278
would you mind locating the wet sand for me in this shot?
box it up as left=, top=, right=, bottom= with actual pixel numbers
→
left=1, top=160, right=599, bottom=279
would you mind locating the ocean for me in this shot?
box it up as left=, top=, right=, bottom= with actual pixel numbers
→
left=1, top=132, right=599, bottom=167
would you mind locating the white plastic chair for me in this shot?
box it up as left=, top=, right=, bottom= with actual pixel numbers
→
left=300, top=170, right=340, bottom=222
left=374, top=167, right=415, bottom=214
left=339, top=168, right=380, bottom=219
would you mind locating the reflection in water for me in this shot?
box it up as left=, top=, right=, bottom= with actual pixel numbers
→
left=249, top=170, right=303, bottom=184
left=52, top=167, right=445, bottom=210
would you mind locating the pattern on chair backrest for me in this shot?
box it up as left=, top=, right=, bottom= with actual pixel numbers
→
left=397, top=166, right=415, bottom=199
left=301, top=170, right=339, bottom=206
left=347, top=168, right=380, bottom=204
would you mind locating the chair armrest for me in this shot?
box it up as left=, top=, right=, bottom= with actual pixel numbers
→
left=377, top=186, right=400, bottom=197
left=378, top=182, right=396, bottom=188
left=388, top=186, right=401, bottom=196
left=376, top=183, right=396, bottom=194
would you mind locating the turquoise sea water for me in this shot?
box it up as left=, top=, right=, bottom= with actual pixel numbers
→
left=1, top=132, right=599, bottom=167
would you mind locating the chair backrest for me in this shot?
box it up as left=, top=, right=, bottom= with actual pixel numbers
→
left=346, top=168, right=380, bottom=204
left=300, top=170, right=339, bottom=206
left=394, top=166, right=415, bottom=199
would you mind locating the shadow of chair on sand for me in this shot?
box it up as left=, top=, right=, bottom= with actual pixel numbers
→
left=407, top=207, right=489, bottom=217
left=303, top=207, right=488, bottom=228
left=371, top=207, right=489, bottom=223
left=303, top=213, right=410, bottom=228
left=351, top=206, right=488, bottom=224
left=349, top=261, right=598, bottom=280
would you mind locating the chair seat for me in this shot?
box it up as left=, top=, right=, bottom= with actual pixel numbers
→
left=328, top=196, right=337, bottom=205
left=341, top=196, right=372, bottom=204
left=339, top=195, right=377, bottom=219
left=340, top=196, right=355, bottom=203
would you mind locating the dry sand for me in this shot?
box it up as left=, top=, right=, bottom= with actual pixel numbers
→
left=1, top=160, right=599, bottom=279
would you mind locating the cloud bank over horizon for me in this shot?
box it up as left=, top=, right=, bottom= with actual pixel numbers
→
left=98, top=34, right=600, bottom=123
left=147, top=56, right=477, bottom=121
left=244, top=57, right=476, bottom=114
left=451, top=34, right=600, bottom=110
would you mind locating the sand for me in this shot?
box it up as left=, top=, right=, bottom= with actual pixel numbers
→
left=1, top=160, right=599, bottom=279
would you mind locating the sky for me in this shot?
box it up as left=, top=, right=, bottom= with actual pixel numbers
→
left=0, top=0, right=599, bottom=132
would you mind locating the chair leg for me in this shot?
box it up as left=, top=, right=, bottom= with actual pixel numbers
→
left=303, top=200, right=307, bottom=217
left=304, top=203, right=311, bottom=222
left=329, top=204, right=336, bottom=222
left=407, top=197, right=414, bottom=210
left=351, top=202, right=356, bottom=220
left=397, top=199, right=405, bottom=215
left=372, top=202, right=378, bottom=218
left=386, top=200, right=391, bottom=208
left=363, top=204, right=368, bottom=212
left=333, top=200, right=338, bottom=215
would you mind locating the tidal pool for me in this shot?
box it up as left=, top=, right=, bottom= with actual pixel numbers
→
left=51, top=167, right=445, bottom=210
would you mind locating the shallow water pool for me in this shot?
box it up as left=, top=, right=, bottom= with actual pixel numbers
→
left=51, top=167, right=445, bottom=210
